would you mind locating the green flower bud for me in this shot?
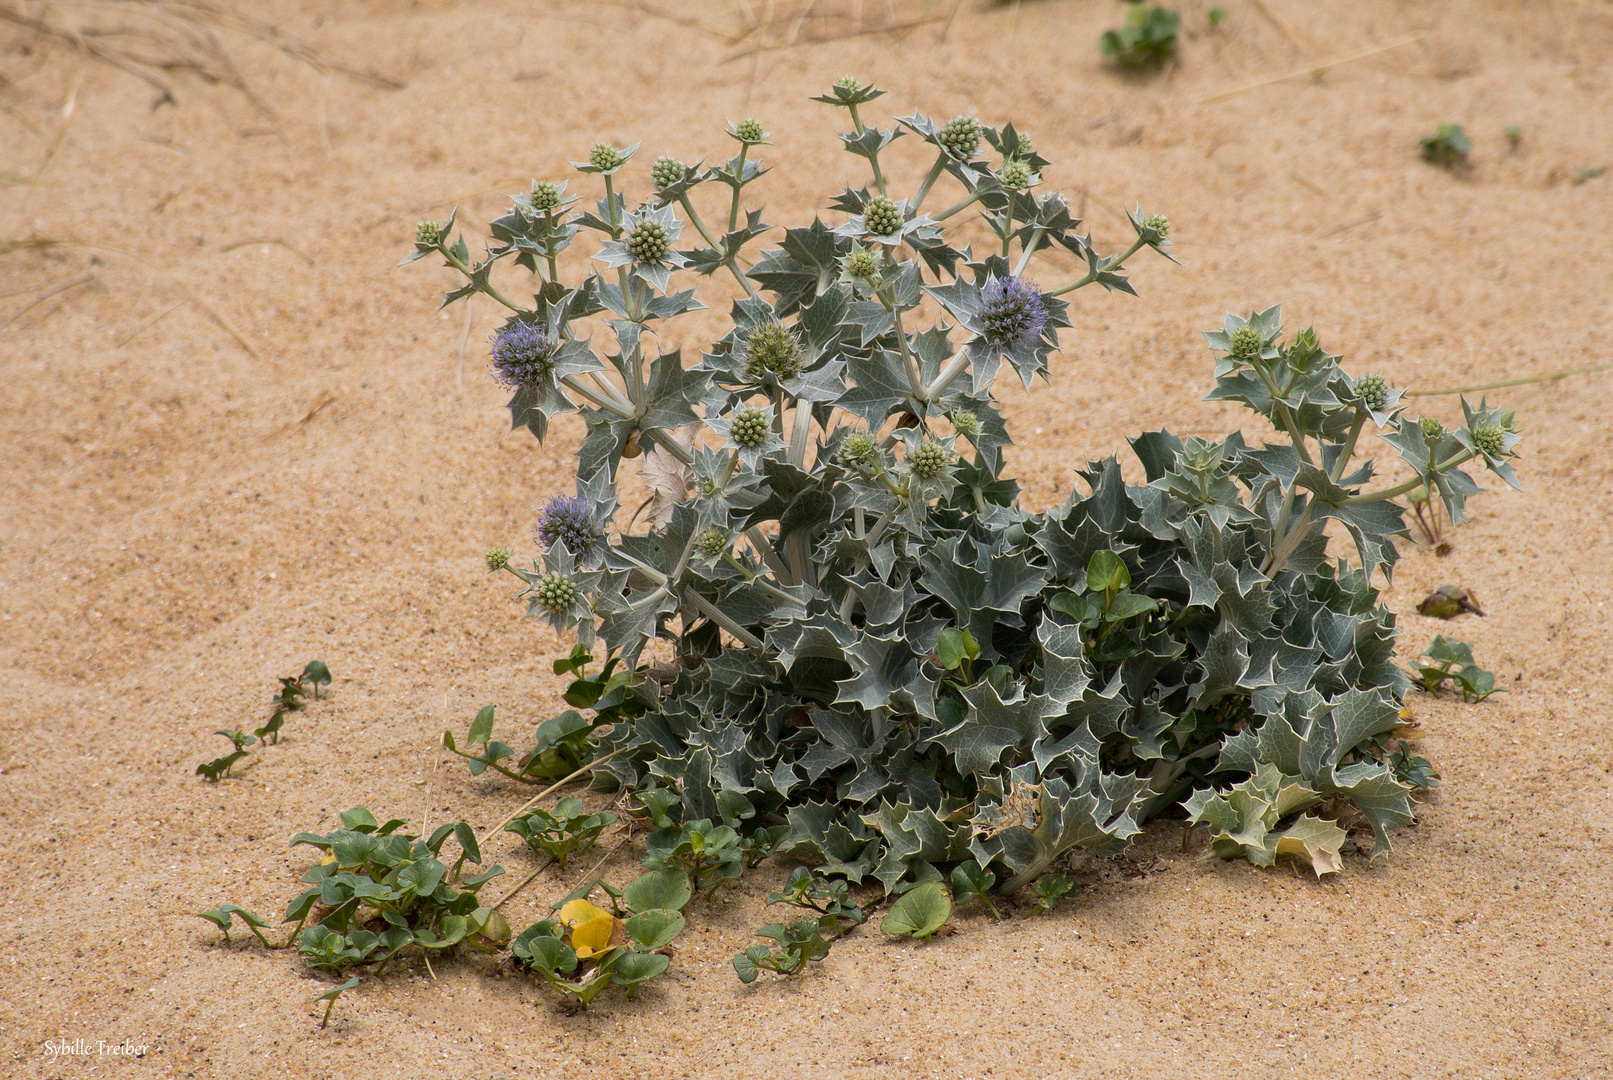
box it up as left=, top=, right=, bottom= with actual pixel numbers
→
left=1356, top=373, right=1389, bottom=412
left=484, top=546, right=511, bottom=572
left=415, top=220, right=442, bottom=246
left=696, top=527, right=730, bottom=558
left=1016, top=133, right=1036, bottom=158
left=841, top=246, right=881, bottom=281
left=1001, top=159, right=1033, bottom=189
left=835, top=75, right=862, bottom=91
left=1420, top=417, right=1445, bottom=444
left=837, top=431, right=878, bottom=467
left=651, top=156, right=685, bottom=190
left=1143, top=213, right=1170, bottom=238
left=530, top=182, right=561, bottom=211
left=1472, top=422, right=1506, bottom=458
left=589, top=143, right=622, bottom=171
left=951, top=410, right=980, bottom=439
left=533, top=572, right=577, bottom=614
left=743, top=324, right=803, bottom=382
left=730, top=407, right=770, bottom=450
left=734, top=118, right=765, bottom=144
left=908, top=440, right=950, bottom=480
left=697, top=475, right=718, bottom=498
left=626, top=220, right=670, bottom=265
left=938, top=115, right=981, bottom=159
left=863, top=196, right=903, bottom=238
left=1228, top=325, right=1263, bottom=361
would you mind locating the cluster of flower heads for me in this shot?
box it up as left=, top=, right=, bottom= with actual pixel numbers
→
left=490, top=321, right=562, bottom=390
left=977, top=276, right=1049, bottom=350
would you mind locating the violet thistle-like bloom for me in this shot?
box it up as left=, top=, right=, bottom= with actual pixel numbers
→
left=489, top=321, right=561, bottom=390
left=536, top=494, right=599, bottom=557
left=977, top=276, right=1048, bottom=350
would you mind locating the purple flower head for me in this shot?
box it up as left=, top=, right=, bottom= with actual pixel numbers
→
left=536, top=494, right=599, bottom=557
left=977, top=276, right=1048, bottom=350
left=489, top=320, right=560, bottom=390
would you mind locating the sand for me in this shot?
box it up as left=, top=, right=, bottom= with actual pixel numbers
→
left=3, top=0, right=1612, bottom=1076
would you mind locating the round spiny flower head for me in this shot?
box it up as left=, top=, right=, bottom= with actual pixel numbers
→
left=1472, top=422, right=1506, bottom=458
left=415, top=220, right=442, bottom=246
left=532, top=572, right=577, bottom=615
left=536, top=495, right=599, bottom=557
left=1001, top=159, right=1033, bottom=190
left=589, top=143, right=622, bottom=171
left=734, top=118, right=765, bottom=144
left=696, top=527, right=730, bottom=558
left=841, top=245, right=881, bottom=281
left=530, top=181, right=561, bottom=211
left=978, top=276, right=1048, bottom=349
left=1420, top=416, right=1445, bottom=444
left=730, top=407, right=770, bottom=450
left=950, top=410, right=981, bottom=439
left=484, top=546, right=511, bottom=573
left=938, top=115, right=981, bottom=159
left=1143, top=214, right=1171, bottom=238
left=1356, top=373, right=1389, bottom=412
left=490, top=321, right=561, bottom=389
left=908, top=440, right=950, bottom=480
left=626, top=219, right=670, bottom=265
left=835, top=74, right=862, bottom=91
left=651, top=156, right=685, bottom=190
left=1228, top=324, right=1263, bottom=361
left=743, top=324, right=803, bottom=382
left=1016, top=133, right=1036, bottom=158
left=837, top=430, right=878, bottom=468
left=863, top=196, right=903, bottom=238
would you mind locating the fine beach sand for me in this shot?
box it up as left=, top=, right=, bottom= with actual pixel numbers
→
left=3, top=1, right=1612, bottom=1076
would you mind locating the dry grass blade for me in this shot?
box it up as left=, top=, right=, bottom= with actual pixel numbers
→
left=113, top=297, right=184, bottom=346
left=150, top=0, right=406, bottom=88
left=1199, top=32, right=1426, bottom=104
left=218, top=236, right=314, bottom=265
left=0, top=8, right=174, bottom=99
left=1, top=274, right=96, bottom=330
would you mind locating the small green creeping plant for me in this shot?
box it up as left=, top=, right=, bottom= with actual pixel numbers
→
left=197, top=660, right=331, bottom=781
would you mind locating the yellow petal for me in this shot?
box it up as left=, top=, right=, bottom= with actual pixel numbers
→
left=558, top=898, right=611, bottom=928
left=571, top=915, right=616, bottom=959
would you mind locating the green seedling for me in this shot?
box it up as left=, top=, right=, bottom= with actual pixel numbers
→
left=314, top=976, right=360, bottom=1029
left=196, top=729, right=255, bottom=781
left=732, top=919, right=832, bottom=983
left=1207, top=6, right=1227, bottom=26
left=948, top=860, right=1002, bottom=919
left=642, top=819, right=745, bottom=897
left=766, top=866, right=866, bottom=936
left=505, top=797, right=618, bottom=868
left=197, top=903, right=274, bottom=947
left=1413, top=635, right=1503, bottom=702
left=198, top=660, right=332, bottom=779
left=1101, top=4, right=1181, bottom=69
left=1504, top=125, right=1522, bottom=152
left=1028, top=873, right=1080, bottom=915
left=1421, top=124, right=1471, bottom=168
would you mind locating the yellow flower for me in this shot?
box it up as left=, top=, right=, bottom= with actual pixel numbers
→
left=558, top=899, right=618, bottom=961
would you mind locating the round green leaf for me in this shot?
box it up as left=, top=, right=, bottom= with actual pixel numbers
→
left=623, top=869, right=693, bottom=913
left=880, top=881, right=951, bottom=940
left=624, top=908, right=685, bottom=951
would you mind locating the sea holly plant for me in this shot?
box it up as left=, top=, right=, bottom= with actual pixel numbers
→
left=408, top=82, right=1525, bottom=913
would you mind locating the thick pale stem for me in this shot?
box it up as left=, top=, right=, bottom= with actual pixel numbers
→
left=789, top=399, right=813, bottom=467
left=1344, top=450, right=1477, bottom=505
left=1012, top=226, right=1045, bottom=277
left=1329, top=412, right=1369, bottom=484
left=924, top=348, right=974, bottom=402
left=636, top=426, right=695, bottom=467
left=684, top=589, right=764, bottom=650
left=441, top=248, right=524, bottom=313
left=728, top=145, right=749, bottom=233
left=560, top=374, right=635, bottom=419
left=679, top=193, right=762, bottom=301
left=932, top=191, right=979, bottom=222
left=911, top=154, right=947, bottom=213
